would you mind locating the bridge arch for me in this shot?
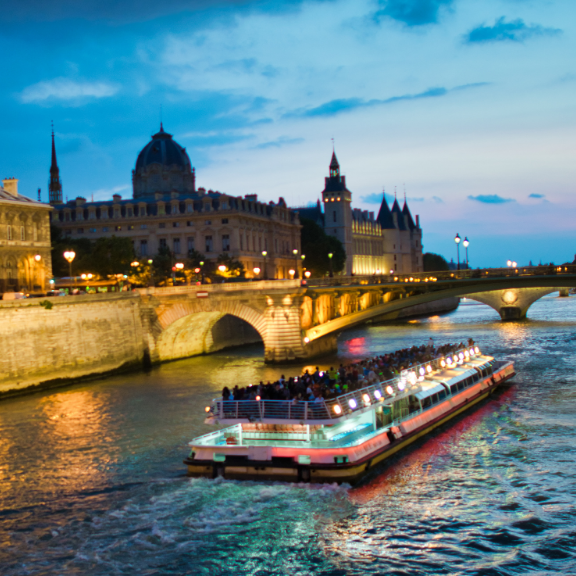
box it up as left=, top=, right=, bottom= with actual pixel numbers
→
left=153, top=300, right=267, bottom=362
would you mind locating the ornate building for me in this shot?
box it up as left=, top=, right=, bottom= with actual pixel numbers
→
left=296, top=152, right=423, bottom=275
left=0, top=178, right=53, bottom=293
left=51, top=125, right=301, bottom=279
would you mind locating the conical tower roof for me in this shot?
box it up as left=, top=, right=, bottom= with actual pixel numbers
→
left=376, top=192, right=395, bottom=229
left=391, top=198, right=407, bottom=230
left=402, top=199, right=416, bottom=230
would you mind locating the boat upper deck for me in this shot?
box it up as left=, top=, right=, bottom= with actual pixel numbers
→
left=204, top=347, right=502, bottom=426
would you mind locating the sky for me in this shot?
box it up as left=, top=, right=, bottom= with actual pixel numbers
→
left=1, top=0, right=575, bottom=267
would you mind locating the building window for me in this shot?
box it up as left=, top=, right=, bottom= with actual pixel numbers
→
left=33, top=225, right=38, bottom=241
left=159, top=223, right=166, bottom=229
left=127, top=208, right=133, bottom=217
left=89, top=228, right=97, bottom=233
left=205, top=220, right=211, bottom=225
left=128, top=225, right=135, bottom=230
left=114, top=209, right=120, bottom=218
left=187, top=221, right=193, bottom=227
left=115, top=226, right=122, bottom=231
left=6, top=225, right=12, bottom=240
left=204, top=203, right=211, bottom=212
left=140, top=224, right=147, bottom=229
left=186, top=204, right=193, bottom=213
left=77, top=228, right=84, bottom=234
left=222, top=234, right=230, bottom=251
left=173, top=222, right=179, bottom=228
left=240, top=234, right=243, bottom=250
left=173, top=238, right=181, bottom=254
left=140, top=240, right=148, bottom=256
left=333, top=211, right=337, bottom=223
left=187, top=237, right=194, bottom=253
left=102, top=227, right=109, bottom=232
left=205, top=235, right=213, bottom=252
left=222, top=218, right=228, bottom=224
left=159, top=238, right=167, bottom=250
left=20, top=226, right=25, bottom=240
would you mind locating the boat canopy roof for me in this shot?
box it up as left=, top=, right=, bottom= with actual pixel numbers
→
left=414, top=382, right=446, bottom=400
left=427, top=367, right=478, bottom=388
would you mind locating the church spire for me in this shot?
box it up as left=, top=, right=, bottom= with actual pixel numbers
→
left=49, top=122, right=63, bottom=205
left=329, top=151, right=340, bottom=177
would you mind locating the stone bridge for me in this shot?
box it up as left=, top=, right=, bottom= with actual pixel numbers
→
left=140, top=265, right=576, bottom=363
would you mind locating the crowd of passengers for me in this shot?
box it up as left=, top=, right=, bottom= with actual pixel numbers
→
left=221, top=338, right=476, bottom=403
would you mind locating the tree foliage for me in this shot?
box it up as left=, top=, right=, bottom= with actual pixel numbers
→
left=423, top=252, right=450, bottom=272
left=300, top=218, right=346, bottom=277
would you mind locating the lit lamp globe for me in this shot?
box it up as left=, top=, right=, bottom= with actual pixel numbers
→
left=253, top=267, right=261, bottom=277
left=304, top=271, right=311, bottom=278
left=34, top=254, right=41, bottom=262
left=218, top=265, right=227, bottom=272
left=175, top=263, right=184, bottom=270
left=289, top=269, right=295, bottom=278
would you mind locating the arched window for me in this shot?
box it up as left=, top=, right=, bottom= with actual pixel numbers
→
left=7, top=225, right=12, bottom=240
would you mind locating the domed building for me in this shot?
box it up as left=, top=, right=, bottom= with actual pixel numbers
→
left=132, top=124, right=196, bottom=199
left=50, top=125, right=302, bottom=280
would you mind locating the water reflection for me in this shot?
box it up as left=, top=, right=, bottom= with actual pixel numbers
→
left=0, top=295, right=575, bottom=575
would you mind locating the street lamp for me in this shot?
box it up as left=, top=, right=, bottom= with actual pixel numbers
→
left=199, top=260, right=205, bottom=284
left=463, top=237, right=469, bottom=268
left=32, top=254, right=42, bottom=291
left=292, top=248, right=299, bottom=278
left=253, top=266, right=261, bottom=280
left=63, top=250, right=76, bottom=290
left=507, top=260, right=512, bottom=267
left=218, top=264, right=227, bottom=273
left=328, top=252, right=334, bottom=278
left=454, top=234, right=461, bottom=271
left=262, top=250, right=268, bottom=280
left=289, top=269, right=295, bottom=278
left=304, top=271, right=311, bottom=278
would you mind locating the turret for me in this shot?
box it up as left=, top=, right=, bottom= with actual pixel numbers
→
left=48, top=124, right=63, bottom=205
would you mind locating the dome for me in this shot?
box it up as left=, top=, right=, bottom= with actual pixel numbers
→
left=135, top=124, right=192, bottom=172
left=132, top=124, right=196, bottom=199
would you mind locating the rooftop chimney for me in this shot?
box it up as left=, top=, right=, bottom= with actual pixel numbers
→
left=2, top=178, right=18, bottom=198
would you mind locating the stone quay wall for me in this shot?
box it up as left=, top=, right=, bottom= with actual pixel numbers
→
left=0, top=293, right=145, bottom=397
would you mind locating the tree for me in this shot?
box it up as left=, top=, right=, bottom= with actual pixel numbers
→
left=50, top=224, right=93, bottom=277
left=300, top=218, right=346, bottom=277
left=88, top=236, right=135, bottom=276
left=423, top=252, right=450, bottom=272
left=215, top=253, right=245, bottom=279
left=151, top=246, right=174, bottom=286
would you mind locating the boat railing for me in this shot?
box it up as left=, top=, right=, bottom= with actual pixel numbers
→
left=208, top=346, right=482, bottom=423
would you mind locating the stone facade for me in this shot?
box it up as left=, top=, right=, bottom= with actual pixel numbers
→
left=0, top=178, right=53, bottom=294
left=50, top=126, right=301, bottom=279
left=297, top=153, right=424, bottom=275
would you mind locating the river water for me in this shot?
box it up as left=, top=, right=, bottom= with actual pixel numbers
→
left=1, top=297, right=575, bottom=576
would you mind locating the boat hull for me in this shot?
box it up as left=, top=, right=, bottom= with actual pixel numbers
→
left=184, top=366, right=515, bottom=484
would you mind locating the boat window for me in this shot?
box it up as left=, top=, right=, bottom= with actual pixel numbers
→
left=430, top=393, right=439, bottom=405
left=422, top=397, right=431, bottom=409
left=438, top=390, right=446, bottom=401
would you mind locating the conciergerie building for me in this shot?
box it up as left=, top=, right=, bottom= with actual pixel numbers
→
left=49, top=126, right=423, bottom=277
left=50, top=125, right=302, bottom=279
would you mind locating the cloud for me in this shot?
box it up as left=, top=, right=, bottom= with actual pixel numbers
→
left=20, top=78, right=119, bottom=103
left=253, top=136, right=304, bottom=149
left=431, top=196, right=443, bottom=203
left=1, top=0, right=324, bottom=24
left=88, top=184, right=130, bottom=202
left=408, top=197, right=424, bottom=202
left=286, top=83, right=487, bottom=119
left=464, top=17, right=561, bottom=44
left=528, top=193, right=544, bottom=198
left=372, top=0, right=453, bottom=27
left=362, top=192, right=388, bottom=204
left=467, top=194, right=515, bottom=204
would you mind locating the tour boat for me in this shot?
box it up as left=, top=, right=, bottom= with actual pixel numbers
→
left=184, top=347, right=515, bottom=484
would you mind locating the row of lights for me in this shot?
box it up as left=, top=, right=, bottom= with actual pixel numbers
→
left=332, top=346, right=481, bottom=415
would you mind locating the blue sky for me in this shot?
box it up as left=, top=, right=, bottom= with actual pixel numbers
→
left=2, top=0, right=575, bottom=267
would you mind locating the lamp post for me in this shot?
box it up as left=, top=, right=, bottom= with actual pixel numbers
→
left=454, top=234, right=461, bottom=271
left=175, top=262, right=184, bottom=285
left=292, top=249, right=299, bottom=278
left=463, top=237, right=469, bottom=269
left=33, top=254, right=41, bottom=291
left=253, top=266, right=260, bottom=280
left=262, top=251, right=268, bottom=280
left=199, top=260, right=205, bottom=284
left=328, top=252, right=334, bottom=278
left=63, top=251, right=76, bottom=292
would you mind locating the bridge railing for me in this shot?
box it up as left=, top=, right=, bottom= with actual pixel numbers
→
left=306, top=264, right=576, bottom=288
left=208, top=346, right=482, bottom=423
